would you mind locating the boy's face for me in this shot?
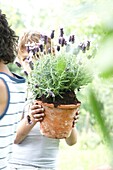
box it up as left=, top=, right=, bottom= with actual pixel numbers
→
left=16, top=32, right=53, bottom=75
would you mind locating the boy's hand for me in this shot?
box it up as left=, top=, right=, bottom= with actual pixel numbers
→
left=27, top=102, right=45, bottom=124
left=72, top=110, right=79, bottom=128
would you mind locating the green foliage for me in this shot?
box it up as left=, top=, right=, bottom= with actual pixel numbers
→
left=58, top=138, right=111, bottom=170
left=28, top=52, right=92, bottom=99
left=100, top=66, right=113, bottom=79
left=8, top=63, right=22, bottom=74
left=1, top=4, right=25, bottom=35
left=88, top=86, right=112, bottom=146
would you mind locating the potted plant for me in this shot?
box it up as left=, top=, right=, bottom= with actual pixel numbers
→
left=16, top=28, right=92, bottom=139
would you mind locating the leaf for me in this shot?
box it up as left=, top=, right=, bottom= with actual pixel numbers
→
left=88, top=86, right=112, bottom=148
left=99, top=66, right=113, bottom=79
left=55, top=56, right=66, bottom=75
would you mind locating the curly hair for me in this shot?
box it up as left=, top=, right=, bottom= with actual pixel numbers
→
left=0, top=9, right=19, bottom=64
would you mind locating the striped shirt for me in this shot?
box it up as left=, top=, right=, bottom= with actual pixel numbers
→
left=0, top=72, right=26, bottom=170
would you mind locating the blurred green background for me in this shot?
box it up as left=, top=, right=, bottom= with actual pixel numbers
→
left=0, top=0, right=113, bottom=169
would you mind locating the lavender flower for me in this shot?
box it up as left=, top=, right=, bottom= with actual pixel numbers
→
left=69, top=36, right=72, bottom=42
left=35, top=84, right=39, bottom=88
left=44, top=35, right=48, bottom=45
left=39, top=44, right=43, bottom=52
left=57, top=46, right=60, bottom=51
left=24, top=71, right=28, bottom=76
left=86, top=40, right=90, bottom=50
left=24, top=28, right=91, bottom=75
left=50, top=30, right=55, bottom=39
left=15, top=61, right=21, bottom=68
left=60, top=28, right=64, bottom=37
left=78, top=43, right=86, bottom=53
left=48, top=90, right=55, bottom=98
left=61, top=37, right=65, bottom=47
left=29, top=61, right=34, bottom=70
left=26, top=46, right=30, bottom=53
left=81, top=43, right=86, bottom=53
left=71, top=35, right=75, bottom=44
left=58, top=38, right=61, bottom=44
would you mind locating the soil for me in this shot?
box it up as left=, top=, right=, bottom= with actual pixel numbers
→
left=36, top=90, right=81, bottom=107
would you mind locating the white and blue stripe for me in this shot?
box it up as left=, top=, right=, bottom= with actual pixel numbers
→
left=0, top=72, right=26, bottom=170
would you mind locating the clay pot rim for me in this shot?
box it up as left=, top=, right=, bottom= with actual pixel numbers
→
left=41, top=102, right=80, bottom=109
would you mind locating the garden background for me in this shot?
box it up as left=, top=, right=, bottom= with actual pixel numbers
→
left=0, top=0, right=113, bottom=169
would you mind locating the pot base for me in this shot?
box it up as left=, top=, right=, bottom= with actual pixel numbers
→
left=38, top=102, right=80, bottom=139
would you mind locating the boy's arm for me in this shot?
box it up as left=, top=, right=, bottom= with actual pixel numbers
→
left=65, top=127, right=78, bottom=146
left=14, top=103, right=44, bottom=144
left=65, top=111, right=79, bottom=146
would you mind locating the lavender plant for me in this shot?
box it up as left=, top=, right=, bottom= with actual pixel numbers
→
left=17, top=28, right=93, bottom=105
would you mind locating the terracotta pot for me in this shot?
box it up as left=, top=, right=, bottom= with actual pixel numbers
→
left=37, top=101, right=80, bottom=139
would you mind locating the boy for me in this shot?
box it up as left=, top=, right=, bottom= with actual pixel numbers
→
left=8, top=30, right=79, bottom=170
